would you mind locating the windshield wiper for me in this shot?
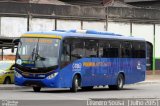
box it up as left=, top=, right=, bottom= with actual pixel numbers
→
left=34, top=40, right=46, bottom=61
left=16, top=41, right=22, bottom=60
left=31, top=48, right=36, bottom=61
left=36, top=39, right=47, bottom=69
left=30, top=48, right=46, bottom=62
left=35, top=53, right=46, bottom=61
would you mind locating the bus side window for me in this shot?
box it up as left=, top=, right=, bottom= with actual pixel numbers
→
left=85, top=39, right=98, bottom=58
left=61, top=40, right=71, bottom=68
left=132, top=43, right=138, bottom=58
left=99, top=40, right=110, bottom=58
left=139, top=42, right=146, bottom=58
left=109, top=41, right=120, bottom=58
left=132, top=42, right=145, bottom=58
left=121, top=41, right=132, bottom=58
left=71, top=39, right=85, bottom=62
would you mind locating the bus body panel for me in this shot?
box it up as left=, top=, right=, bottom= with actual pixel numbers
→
left=15, top=58, right=146, bottom=88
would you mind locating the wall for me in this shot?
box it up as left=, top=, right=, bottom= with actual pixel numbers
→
left=155, top=24, right=160, bottom=69
left=57, top=20, right=81, bottom=30
left=0, top=17, right=156, bottom=50
left=108, top=22, right=130, bottom=36
left=132, top=23, right=154, bottom=44
left=30, top=18, right=55, bottom=31
left=0, top=17, right=27, bottom=37
left=155, top=24, right=160, bottom=59
left=82, top=21, right=106, bottom=31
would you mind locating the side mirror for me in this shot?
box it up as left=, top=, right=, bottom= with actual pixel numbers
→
left=11, top=38, right=20, bottom=53
left=11, top=46, right=14, bottom=53
left=10, top=67, right=15, bottom=70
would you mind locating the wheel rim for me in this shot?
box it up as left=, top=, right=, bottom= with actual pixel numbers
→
left=5, top=79, right=10, bottom=84
left=118, top=76, right=123, bottom=88
left=75, top=78, right=79, bottom=89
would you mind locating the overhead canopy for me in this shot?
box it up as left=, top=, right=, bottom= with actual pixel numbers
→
left=124, top=0, right=157, bottom=2
left=0, top=36, right=19, bottom=49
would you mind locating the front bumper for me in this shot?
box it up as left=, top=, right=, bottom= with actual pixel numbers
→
left=14, top=75, right=60, bottom=88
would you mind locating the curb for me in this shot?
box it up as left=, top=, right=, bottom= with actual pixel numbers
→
left=1, top=79, right=160, bottom=90
left=134, top=80, right=160, bottom=85
left=0, top=84, right=31, bottom=90
left=1, top=80, right=160, bottom=90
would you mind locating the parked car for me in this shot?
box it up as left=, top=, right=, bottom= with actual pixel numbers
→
left=0, top=61, right=15, bottom=84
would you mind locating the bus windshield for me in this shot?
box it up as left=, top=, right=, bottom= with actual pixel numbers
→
left=16, top=38, right=60, bottom=68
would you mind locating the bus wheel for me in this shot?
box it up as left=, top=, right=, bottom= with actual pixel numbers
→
left=108, top=74, right=124, bottom=90
left=33, top=87, right=41, bottom=92
left=3, top=77, right=11, bottom=84
left=70, top=75, right=80, bottom=92
left=81, top=86, right=93, bottom=91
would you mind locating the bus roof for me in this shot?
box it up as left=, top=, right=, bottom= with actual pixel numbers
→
left=23, top=30, right=145, bottom=41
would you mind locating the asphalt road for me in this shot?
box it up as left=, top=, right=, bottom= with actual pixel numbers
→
left=1, top=83, right=160, bottom=106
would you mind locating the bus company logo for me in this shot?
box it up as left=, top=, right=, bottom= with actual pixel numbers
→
left=72, top=63, right=82, bottom=71
left=137, top=61, right=141, bottom=70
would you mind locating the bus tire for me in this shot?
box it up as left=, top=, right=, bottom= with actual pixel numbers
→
left=33, top=87, right=41, bottom=92
left=108, top=74, right=124, bottom=90
left=70, top=75, right=80, bottom=92
left=81, top=86, right=93, bottom=91
left=3, top=77, right=11, bottom=84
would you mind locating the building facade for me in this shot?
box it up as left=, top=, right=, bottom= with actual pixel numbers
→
left=0, top=0, right=160, bottom=71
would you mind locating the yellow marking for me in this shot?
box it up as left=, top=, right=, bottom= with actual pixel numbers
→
left=39, top=39, right=53, bottom=44
left=22, top=34, right=62, bottom=39
left=24, top=39, right=38, bottom=43
left=83, top=62, right=112, bottom=67
left=24, top=38, right=53, bottom=44
left=83, top=62, right=95, bottom=67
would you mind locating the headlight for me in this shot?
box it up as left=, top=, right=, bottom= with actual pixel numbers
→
left=0, top=72, right=5, bottom=76
left=14, top=71, right=22, bottom=78
left=47, top=72, right=58, bottom=79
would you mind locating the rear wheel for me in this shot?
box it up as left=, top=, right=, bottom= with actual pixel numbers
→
left=70, top=75, right=80, bottom=92
left=33, top=87, right=41, bottom=92
left=3, top=77, right=11, bottom=84
left=108, top=74, right=124, bottom=90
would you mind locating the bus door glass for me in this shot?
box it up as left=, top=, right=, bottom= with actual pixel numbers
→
left=61, top=38, right=86, bottom=86
left=70, top=39, right=86, bottom=86
left=61, top=39, right=71, bottom=68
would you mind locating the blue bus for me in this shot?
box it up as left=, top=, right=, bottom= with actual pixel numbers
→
left=14, top=30, right=146, bottom=92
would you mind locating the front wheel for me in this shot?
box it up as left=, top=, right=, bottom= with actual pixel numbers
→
left=33, top=87, right=41, bottom=92
left=3, top=77, right=11, bottom=84
left=70, top=75, right=80, bottom=92
left=108, top=74, right=124, bottom=90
